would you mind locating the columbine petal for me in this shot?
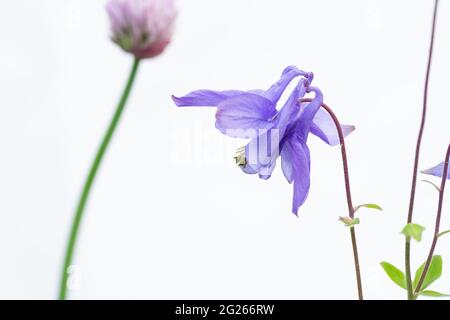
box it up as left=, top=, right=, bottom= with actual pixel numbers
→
left=243, top=128, right=281, bottom=178
left=237, top=78, right=310, bottom=180
left=241, top=164, right=258, bottom=175
left=262, top=66, right=309, bottom=104
left=309, top=107, right=355, bottom=146
left=259, top=163, right=277, bottom=180
left=295, top=86, right=323, bottom=141
left=215, top=93, right=277, bottom=138
left=421, top=162, right=450, bottom=179
left=274, top=78, right=309, bottom=133
left=172, top=90, right=247, bottom=107
left=281, top=140, right=295, bottom=184
left=290, top=139, right=311, bottom=215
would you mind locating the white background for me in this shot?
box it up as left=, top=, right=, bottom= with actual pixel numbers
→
left=0, top=0, right=449, bottom=300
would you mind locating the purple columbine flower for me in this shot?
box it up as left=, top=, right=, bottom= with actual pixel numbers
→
left=422, top=162, right=450, bottom=179
left=106, top=0, right=177, bottom=59
left=172, top=66, right=355, bottom=215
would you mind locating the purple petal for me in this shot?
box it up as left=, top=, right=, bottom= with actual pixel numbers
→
left=274, top=78, right=309, bottom=133
left=172, top=90, right=247, bottom=107
left=290, top=140, right=311, bottom=215
left=258, top=163, right=277, bottom=180
left=172, top=65, right=310, bottom=109
left=281, top=141, right=295, bottom=184
left=421, top=162, right=450, bottom=179
left=215, top=93, right=277, bottom=138
left=295, top=86, right=323, bottom=141
left=240, top=164, right=258, bottom=175
left=243, top=128, right=281, bottom=178
left=262, top=66, right=308, bottom=104
left=309, top=107, right=355, bottom=146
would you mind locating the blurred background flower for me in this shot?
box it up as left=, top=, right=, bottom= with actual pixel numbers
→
left=107, top=0, right=177, bottom=59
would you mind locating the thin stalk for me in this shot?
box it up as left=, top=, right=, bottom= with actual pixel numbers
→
left=58, top=58, right=141, bottom=300
left=300, top=98, right=363, bottom=300
left=405, top=0, right=439, bottom=300
left=414, top=144, right=450, bottom=297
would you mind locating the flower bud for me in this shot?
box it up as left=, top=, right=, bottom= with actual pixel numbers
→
left=339, top=216, right=360, bottom=227
left=106, top=0, right=177, bottom=59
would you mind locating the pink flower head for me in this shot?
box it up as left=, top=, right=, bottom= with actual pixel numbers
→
left=106, top=0, right=177, bottom=59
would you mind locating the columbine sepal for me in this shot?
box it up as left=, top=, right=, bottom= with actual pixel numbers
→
left=421, top=162, right=450, bottom=180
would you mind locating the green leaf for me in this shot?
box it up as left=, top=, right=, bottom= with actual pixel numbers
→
left=354, top=203, right=383, bottom=212
left=413, top=255, right=443, bottom=291
left=418, top=290, right=450, bottom=297
left=339, top=216, right=360, bottom=227
left=437, top=230, right=450, bottom=238
left=380, top=262, right=407, bottom=289
left=421, top=179, right=441, bottom=192
left=401, top=223, right=426, bottom=242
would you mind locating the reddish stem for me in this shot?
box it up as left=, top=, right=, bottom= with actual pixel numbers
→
left=300, top=98, right=363, bottom=300
left=405, top=0, right=439, bottom=299
left=414, top=144, right=450, bottom=296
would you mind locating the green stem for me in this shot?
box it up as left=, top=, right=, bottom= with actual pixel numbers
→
left=58, top=58, right=140, bottom=300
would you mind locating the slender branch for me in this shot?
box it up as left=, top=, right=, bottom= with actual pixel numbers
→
left=414, top=144, right=450, bottom=297
left=300, top=98, right=363, bottom=300
left=405, top=241, right=413, bottom=299
left=405, top=0, right=439, bottom=300
left=58, top=58, right=141, bottom=300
